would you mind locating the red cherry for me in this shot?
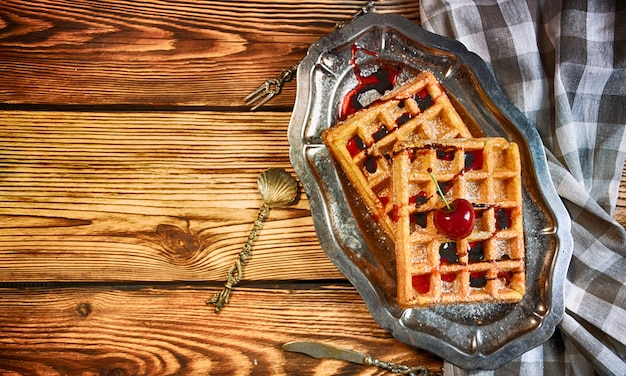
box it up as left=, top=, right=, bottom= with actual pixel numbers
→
left=428, top=169, right=475, bottom=240
left=434, top=198, right=475, bottom=240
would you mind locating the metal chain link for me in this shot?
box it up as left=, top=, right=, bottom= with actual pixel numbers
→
left=364, top=355, right=443, bottom=376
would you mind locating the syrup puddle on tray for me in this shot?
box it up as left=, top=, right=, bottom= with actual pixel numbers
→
left=338, top=45, right=404, bottom=121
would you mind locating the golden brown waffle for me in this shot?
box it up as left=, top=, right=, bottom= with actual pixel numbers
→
left=322, top=71, right=473, bottom=238
left=392, top=137, right=525, bottom=308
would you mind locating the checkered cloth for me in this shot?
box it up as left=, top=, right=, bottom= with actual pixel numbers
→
left=418, top=1, right=626, bottom=375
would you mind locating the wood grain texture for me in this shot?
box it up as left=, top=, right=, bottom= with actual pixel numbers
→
left=0, top=284, right=442, bottom=376
left=0, top=110, right=343, bottom=283
left=0, top=0, right=419, bottom=107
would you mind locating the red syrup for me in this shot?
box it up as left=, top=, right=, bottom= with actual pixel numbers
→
left=423, top=146, right=485, bottom=197
left=435, top=146, right=483, bottom=173
left=497, top=271, right=513, bottom=285
left=436, top=145, right=456, bottom=161
left=464, top=150, right=484, bottom=171
left=414, top=89, right=433, bottom=110
left=363, top=154, right=377, bottom=173
left=410, top=212, right=428, bottom=228
left=372, top=125, right=389, bottom=141
left=495, top=208, right=513, bottom=230
left=412, top=274, right=431, bottom=294
left=395, top=112, right=412, bottom=126
left=441, top=273, right=456, bottom=283
left=468, top=241, right=485, bottom=262
left=409, top=191, right=429, bottom=206
left=346, top=134, right=366, bottom=157
left=391, top=204, right=400, bottom=222
left=439, top=242, right=459, bottom=264
left=411, top=145, right=483, bottom=174
left=469, top=272, right=487, bottom=288
left=378, top=196, right=390, bottom=207
left=339, top=45, right=403, bottom=121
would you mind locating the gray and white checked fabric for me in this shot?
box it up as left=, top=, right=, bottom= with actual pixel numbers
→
left=418, top=0, right=626, bottom=375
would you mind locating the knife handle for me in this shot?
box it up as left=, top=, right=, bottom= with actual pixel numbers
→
left=363, top=355, right=441, bottom=376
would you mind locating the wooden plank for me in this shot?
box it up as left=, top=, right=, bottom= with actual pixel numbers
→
left=0, top=111, right=343, bottom=282
left=0, top=0, right=420, bottom=107
left=0, top=284, right=443, bottom=375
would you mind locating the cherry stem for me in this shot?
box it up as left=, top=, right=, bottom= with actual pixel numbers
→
left=428, top=170, right=451, bottom=211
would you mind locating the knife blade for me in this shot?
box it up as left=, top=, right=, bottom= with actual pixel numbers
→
left=282, top=341, right=441, bottom=375
left=283, top=340, right=367, bottom=364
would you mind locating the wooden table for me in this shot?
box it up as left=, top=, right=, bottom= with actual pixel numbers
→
left=1, top=1, right=624, bottom=375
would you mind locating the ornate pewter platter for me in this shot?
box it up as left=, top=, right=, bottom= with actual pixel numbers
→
left=288, top=13, right=572, bottom=370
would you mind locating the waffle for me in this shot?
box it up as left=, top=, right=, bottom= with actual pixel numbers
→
left=392, top=137, right=525, bottom=308
left=322, top=71, right=473, bottom=238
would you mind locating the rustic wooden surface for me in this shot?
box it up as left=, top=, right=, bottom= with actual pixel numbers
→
left=0, top=1, right=624, bottom=375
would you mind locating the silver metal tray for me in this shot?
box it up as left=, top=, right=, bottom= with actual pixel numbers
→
left=288, top=13, right=572, bottom=370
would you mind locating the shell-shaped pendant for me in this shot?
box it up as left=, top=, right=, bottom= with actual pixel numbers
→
left=257, top=168, right=298, bottom=207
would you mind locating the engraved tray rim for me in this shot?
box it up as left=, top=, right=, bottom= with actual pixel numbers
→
left=288, top=13, right=573, bottom=370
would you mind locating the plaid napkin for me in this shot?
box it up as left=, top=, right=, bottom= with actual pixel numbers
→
left=418, top=1, right=626, bottom=375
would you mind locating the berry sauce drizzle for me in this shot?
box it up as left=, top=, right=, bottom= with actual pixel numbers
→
left=439, top=242, right=459, bottom=264
left=464, top=150, right=484, bottom=171
left=339, top=45, right=403, bottom=121
left=412, top=274, right=431, bottom=294
left=495, top=208, right=513, bottom=230
left=372, top=125, right=389, bottom=141
left=363, top=154, right=377, bottom=173
left=346, top=134, right=366, bottom=157
left=468, top=241, right=485, bottom=262
left=470, top=272, right=487, bottom=288
left=414, top=89, right=433, bottom=109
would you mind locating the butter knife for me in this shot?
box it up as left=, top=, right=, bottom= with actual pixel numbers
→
left=282, top=341, right=442, bottom=376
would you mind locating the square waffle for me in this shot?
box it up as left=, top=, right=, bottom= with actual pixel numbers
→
left=392, top=137, right=525, bottom=308
left=322, top=71, right=473, bottom=239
